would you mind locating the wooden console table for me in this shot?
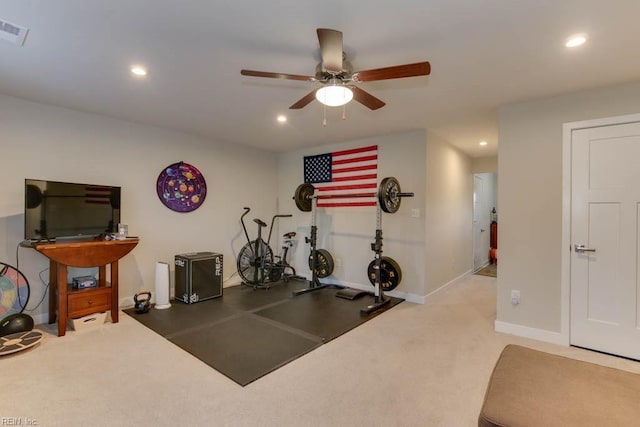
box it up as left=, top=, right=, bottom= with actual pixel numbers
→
left=34, top=238, right=139, bottom=336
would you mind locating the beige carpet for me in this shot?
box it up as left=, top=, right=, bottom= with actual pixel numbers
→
left=3, top=274, right=640, bottom=427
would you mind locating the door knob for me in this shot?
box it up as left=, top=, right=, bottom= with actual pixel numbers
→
left=575, top=244, right=596, bottom=253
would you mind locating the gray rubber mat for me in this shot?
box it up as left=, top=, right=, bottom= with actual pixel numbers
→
left=124, top=282, right=402, bottom=386
left=169, top=314, right=321, bottom=386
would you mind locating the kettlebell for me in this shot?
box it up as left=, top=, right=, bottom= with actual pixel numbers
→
left=134, top=291, right=152, bottom=314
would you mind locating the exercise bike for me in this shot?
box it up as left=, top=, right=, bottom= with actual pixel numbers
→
left=236, top=207, right=301, bottom=289
left=270, top=231, right=306, bottom=283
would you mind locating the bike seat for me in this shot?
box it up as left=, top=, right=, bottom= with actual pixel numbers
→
left=253, top=218, right=267, bottom=227
left=283, top=232, right=296, bottom=238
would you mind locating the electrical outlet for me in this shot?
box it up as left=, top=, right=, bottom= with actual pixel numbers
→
left=411, top=208, right=420, bottom=218
left=335, top=258, right=342, bottom=269
left=511, top=290, right=520, bottom=306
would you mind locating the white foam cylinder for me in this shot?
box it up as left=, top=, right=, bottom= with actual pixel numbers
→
left=154, top=261, right=171, bottom=309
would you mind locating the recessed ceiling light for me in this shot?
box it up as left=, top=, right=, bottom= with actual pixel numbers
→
left=479, top=140, right=488, bottom=146
left=130, top=65, right=148, bottom=77
left=565, top=34, right=587, bottom=48
left=277, top=115, right=287, bottom=123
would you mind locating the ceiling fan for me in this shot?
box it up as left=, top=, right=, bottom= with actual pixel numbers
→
left=240, top=28, right=431, bottom=111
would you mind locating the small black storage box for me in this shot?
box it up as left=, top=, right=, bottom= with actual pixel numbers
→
left=174, top=252, right=223, bottom=303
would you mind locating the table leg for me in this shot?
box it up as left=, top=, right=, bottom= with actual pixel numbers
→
left=57, top=263, right=68, bottom=337
left=48, top=261, right=57, bottom=324
left=110, top=261, right=119, bottom=323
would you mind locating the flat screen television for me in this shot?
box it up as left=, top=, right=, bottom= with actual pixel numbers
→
left=24, top=179, right=121, bottom=241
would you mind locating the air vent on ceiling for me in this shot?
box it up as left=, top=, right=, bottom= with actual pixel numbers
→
left=0, top=19, right=29, bottom=46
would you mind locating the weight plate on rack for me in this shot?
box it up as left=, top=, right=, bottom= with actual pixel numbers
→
left=308, top=249, right=334, bottom=278
left=367, top=256, right=402, bottom=291
left=293, top=183, right=315, bottom=212
left=378, top=177, right=401, bottom=214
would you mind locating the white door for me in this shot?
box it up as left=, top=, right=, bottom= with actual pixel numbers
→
left=570, top=121, right=640, bottom=359
left=473, top=175, right=487, bottom=270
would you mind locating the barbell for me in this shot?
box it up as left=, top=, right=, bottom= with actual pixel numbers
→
left=293, top=177, right=414, bottom=214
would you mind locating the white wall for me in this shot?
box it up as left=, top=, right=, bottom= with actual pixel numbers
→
left=425, top=133, right=474, bottom=294
left=1, top=93, right=476, bottom=321
left=472, top=156, right=497, bottom=173
left=274, top=129, right=473, bottom=302
left=0, top=94, right=277, bottom=322
left=497, top=81, right=640, bottom=336
left=276, top=131, right=427, bottom=301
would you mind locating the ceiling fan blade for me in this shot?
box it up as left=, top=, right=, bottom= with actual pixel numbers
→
left=352, top=61, right=431, bottom=82
left=351, top=86, right=385, bottom=110
left=317, top=28, right=343, bottom=73
left=289, top=90, right=318, bottom=109
left=241, top=69, right=316, bottom=82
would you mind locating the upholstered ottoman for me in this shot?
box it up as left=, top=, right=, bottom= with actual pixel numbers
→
left=478, top=344, right=640, bottom=427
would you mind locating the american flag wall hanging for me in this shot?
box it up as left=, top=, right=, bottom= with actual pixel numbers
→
left=303, top=145, right=378, bottom=208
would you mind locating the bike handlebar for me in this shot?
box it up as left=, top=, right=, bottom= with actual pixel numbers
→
left=241, top=207, right=294, bottom=247
left=240, top=207, right=251, bottom=247
left=267, top=213, right=293, bottom=246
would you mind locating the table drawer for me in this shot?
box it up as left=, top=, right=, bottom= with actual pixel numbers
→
left=68, top=289, right=111, bottom=318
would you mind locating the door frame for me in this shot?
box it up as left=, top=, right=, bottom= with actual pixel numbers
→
left=473, top=174, right=485, bottom=271
left=561, top=112, right=640, bottom=346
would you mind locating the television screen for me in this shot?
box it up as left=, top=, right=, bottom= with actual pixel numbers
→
left=24, top=179, right=121, bottom=241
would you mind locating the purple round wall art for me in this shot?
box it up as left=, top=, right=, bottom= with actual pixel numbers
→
left=156, top=162, right=207, bottom=212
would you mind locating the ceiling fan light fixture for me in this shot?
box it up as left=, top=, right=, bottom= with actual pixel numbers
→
left=315, top=83, right=353, bottom=107
left=565, top=34, right=587, bottom=48
left=130, top=65, right=148, bottom=77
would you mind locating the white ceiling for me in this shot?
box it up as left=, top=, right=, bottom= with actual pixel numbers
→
left=2, top=1, right=640, bottom=158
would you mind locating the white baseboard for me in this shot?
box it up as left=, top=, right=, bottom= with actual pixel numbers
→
left=422, top=269, right=474, bottom=302
left=118, top=275, right=244, bottom=309
left=494, top=320, right=569, bottom=346
left=317, top=269, right=476, bottom=305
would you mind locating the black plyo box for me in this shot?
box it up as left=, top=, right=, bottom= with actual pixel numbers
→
left=175, top=252, right=223, bottom=304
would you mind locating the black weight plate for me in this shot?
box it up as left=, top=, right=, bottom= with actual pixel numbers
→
left=367, top=256, right=402, bottom=291
left=308, top=249, right=334, bottom=278
left=294, top=183, right=314, bottom=212
left=378, top=177, right=401, bottom=214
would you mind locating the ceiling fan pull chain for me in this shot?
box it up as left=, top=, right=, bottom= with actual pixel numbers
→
left=323, top=104, right=327, bottom=126
left=342, top=104, right=347, bottom=120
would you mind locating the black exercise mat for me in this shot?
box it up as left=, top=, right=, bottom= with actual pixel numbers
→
left=169, top=314, right=321, bottom=386
left=124, top=298, right=239, bottom=337
left=220, top=279, right=309, bottom=312
left=124, top=283, right=403, bottom=386
left=254, top=289, right=404, bottom=342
